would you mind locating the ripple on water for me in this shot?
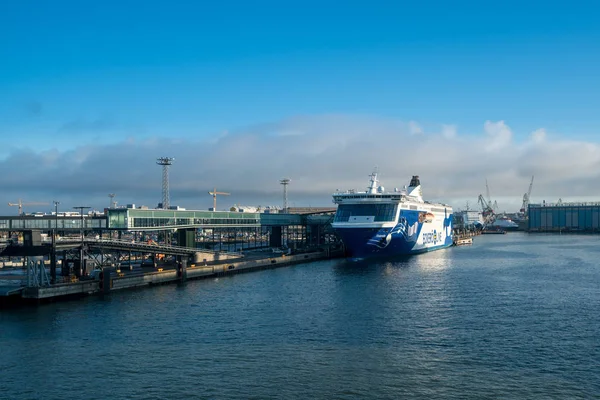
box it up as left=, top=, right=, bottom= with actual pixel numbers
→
left=1, top=233, right=599, bottom=399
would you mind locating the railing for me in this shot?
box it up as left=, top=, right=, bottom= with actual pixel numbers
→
left=82, top=238, right=243, bottom=257
left=4, top=237, right=246, bottom=256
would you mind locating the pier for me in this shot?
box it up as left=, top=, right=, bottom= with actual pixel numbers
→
left=0, top=207, right=342, bottom=307
left=452, top=229, right=480, bottom=246
left=0, top=244, right=341, bottom=306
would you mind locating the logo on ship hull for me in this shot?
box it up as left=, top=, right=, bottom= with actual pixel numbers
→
left=367, top=216, right=419, bottom=249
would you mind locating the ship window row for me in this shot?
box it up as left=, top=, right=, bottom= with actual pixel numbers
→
left=335, top=195, right=403, bottom=200
left=334, top=204, right=398, bottom=222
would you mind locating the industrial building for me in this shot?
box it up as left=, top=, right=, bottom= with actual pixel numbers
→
left=528, top=202, right=600, bottom=232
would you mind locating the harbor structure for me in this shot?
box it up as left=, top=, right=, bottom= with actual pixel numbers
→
left=156, top=157, right=174, bottom=209
left=528, top=201, right=600, bottom=232
left=280, top=178, right=291, bottom=213
left=7, top=199, right=49, bottom=216
left=0, top=206, right=337, bottom=251
left=0, top=206, right=341, bottom=306
left=208, top=188, right=230, bottom=211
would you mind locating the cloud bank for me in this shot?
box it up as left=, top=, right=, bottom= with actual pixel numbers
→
left=1, top=114, right=599, bottom=214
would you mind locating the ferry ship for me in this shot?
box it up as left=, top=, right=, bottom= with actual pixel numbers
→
left=332, top=172, right=453, bottom=259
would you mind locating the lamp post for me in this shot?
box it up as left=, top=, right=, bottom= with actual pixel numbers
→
left=51, top=200, right=60, bottom=284
left=53, top=201, right=60, bottom=238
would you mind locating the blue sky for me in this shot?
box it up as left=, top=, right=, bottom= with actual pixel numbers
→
left=1, top=1, right=600, bottom=213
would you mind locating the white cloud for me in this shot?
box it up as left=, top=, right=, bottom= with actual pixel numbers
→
left=408, top=121, right=423, bottom=135
left=1, top=115, right=600, bottom=214
left=441, top=124, right=457, bottom=139
left=484, top=120, right=512, bottom=151
left=531, top=128, right=546, bottom=143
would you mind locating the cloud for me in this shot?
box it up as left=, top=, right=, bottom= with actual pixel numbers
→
left=531, top=128, right=546, bottom=143
left=0, top=114, right=599, bottom=214
left=441, top=124, right=457, bottom=139
left=408, top=121, right=423, bottom=135
left=484, top=120, right=512, bottom=151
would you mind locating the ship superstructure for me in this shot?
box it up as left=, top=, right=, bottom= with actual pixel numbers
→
left=332, top=172, right=453, bottom=258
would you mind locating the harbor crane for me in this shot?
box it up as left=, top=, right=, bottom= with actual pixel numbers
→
left=520, top=176, right=534, bottom=216
left=208, top=188, right=230, bottom=211
left=8, top=199, right=49, bottom=216
left=478, top=194, right=496, bottom=227
left=485, top=179, right=499, bottom=213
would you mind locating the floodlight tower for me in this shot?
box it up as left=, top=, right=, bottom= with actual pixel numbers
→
left=280, top=178, right=291, bottom=213
left=156, top=157, right=175, bottom=209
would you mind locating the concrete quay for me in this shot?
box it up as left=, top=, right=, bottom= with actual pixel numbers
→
left=5, top=246, right=343, bottom=306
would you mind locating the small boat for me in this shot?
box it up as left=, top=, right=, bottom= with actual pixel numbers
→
left=454, top=237, right=473, bottom=246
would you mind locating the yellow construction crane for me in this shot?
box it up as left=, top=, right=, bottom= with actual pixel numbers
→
left=8, top=199, right=50, bottom=215
left=208, top=188, right=230, bottom=211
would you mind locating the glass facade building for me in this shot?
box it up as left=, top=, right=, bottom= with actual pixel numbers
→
left=0, top=215, right=107, bottom=231
left=0, top=209, right=315, bottom=232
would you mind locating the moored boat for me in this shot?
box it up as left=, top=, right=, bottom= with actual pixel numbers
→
left=489, top=215, right=519, bottom=231
left=332, top=172, right=453, bottom=259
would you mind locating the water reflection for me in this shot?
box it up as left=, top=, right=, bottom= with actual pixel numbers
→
left=410, top=248, right=452, bottom=272
left=333, top=249, right=452, bottom=276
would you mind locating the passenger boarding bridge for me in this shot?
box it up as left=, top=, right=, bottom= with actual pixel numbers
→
left=0, top=207, right=337, bottom=249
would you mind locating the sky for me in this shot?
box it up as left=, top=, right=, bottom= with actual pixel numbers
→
left=1, top=1, right=600, bottom=215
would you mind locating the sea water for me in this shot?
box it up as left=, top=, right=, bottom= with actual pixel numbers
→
left=1, top=232, right=598, bottom=399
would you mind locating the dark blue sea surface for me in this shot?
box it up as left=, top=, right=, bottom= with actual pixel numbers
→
left=1, top=232, right=599, bottom=399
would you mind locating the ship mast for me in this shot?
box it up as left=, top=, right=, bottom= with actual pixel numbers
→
left=367, top=171, right=379, bottom=194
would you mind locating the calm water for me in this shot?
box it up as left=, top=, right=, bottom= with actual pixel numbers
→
left=1, top=233, right=599, bottom=399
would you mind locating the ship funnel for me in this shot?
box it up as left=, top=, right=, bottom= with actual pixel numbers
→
left=407, top=175, right=423, bottom=201
left=409, top=175, right=420, bottom=187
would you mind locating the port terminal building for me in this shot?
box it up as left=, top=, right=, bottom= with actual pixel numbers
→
left=528, top=202, right=600, bottom=232
left=0, top=206, right=337, bottom=250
